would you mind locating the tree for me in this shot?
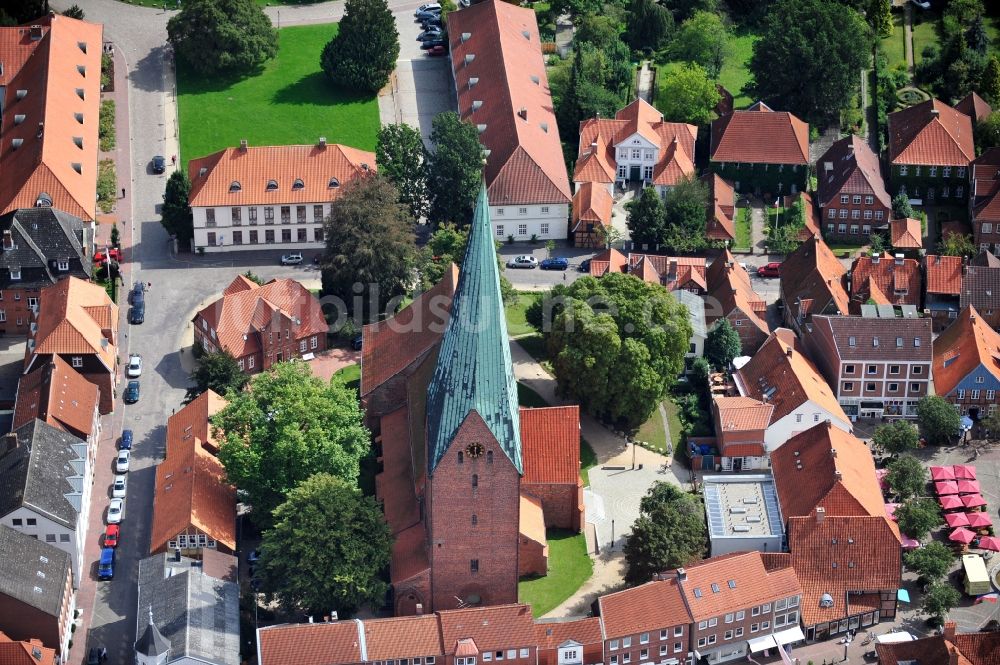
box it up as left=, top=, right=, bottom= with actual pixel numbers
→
left=885, top=454, right=928, bottom=501
left=873, top=420, right=921, bottom=456
left=662, top=175, right=709, bottom=253
left=749, top=0, right=871, bottom=123
left=426, top=112, right=483, bottom=227
left=257, top=474, right=391, bottom=614
left=983, top=56, right=1000, bottom=107
left=161, top=170, right=194, bottom=245
left=670, top=11, right=732, bottom=78
left=320, top=0, right=399, bottom=93
left=550, top=0, right=604, bottom=21
left=917, top=395, right=962, bottom=445
left=242, top=270, right=264, bottom=285
left=626, top=187, right=668, bottom=248
left=167, top=0, right=278, bottom=76
left=376, top=124, right=428, bottom=219
left=416, top=224, right=516, bottom=301
left=690, top=356, right=711, bottom=403
left=0, top=0, right=47, bottom=24
left=624, top=0, right=673, bottom=53
left=657, top=63, right=721, bottom=125
left=922, top=583, right=961, bottom=627
left=869, top=0, right=892, bottom=39
left=939, top=231, right=977, bottom=258
left=903, top=541, right=955, bottom=584
left=186, top=351, right=249, bottom=401
left=892, top=192, right=913, bottom=219
left=894, top=497, right=942, bottom=541
left=62, top=4, right=85, bottom=19
left=966, top=15, right=989, bottom=56
left=663, top=0, right=717, bottom=22
left=322, top=174, right=416, bottom=320
left=553, top=42, right=631, bottom=145
left=624, top=482, right=706, bottom=586
left=575, top=15, right=622, bottom=51
left=215, top=362, right=370, bottom=527
left=976, top=112, right=1000, bottom=152
left=704, top=319, right=741, bottom=370
left=110, top=224, right=120, bottom=248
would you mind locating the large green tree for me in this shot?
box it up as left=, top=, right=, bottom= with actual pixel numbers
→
left=705, top=319, right=741, bottom=370
left=894, top=497, right=942, bottom=541
left=257, top=474, right=391, bottom=614
left=903, top=541, right=955, bottom=584
left=917, top=396, right=962, bottom=445
left=626, top=187, right=668, bottom=248
left=657, top=63, right=721, bottom=125
left=167, top=0, right=278, bottom=76
left=939, top=232, right=978, bottom=258
left=978, top=112, right=1000, bottom=151
left=320, top=0, right=399, bottom=92
left=376, top=124, right=428, bottom=219
left=186, top=351, right=249, bottom=402
left=0, top=0, right=48, bottom=25
left=749, top=0, right=871, bottom=123
left=922, top=583, right=960, bottom=627
left=873, top=420, right=920, bottom=456
left=885, top=454, right=927, bottom=501
left=416, top=224, right=516, bottom=301
left=670, top=11, right=732, bottom=78
left=662, top=175, right=709, bottom=252
left=624, top=482, right=707, bottom=586
left=892, top=192, right=914, bottom=219
left=321, top=174, right=416, bottom=320
left=983, top=56, right=1000, bottom=107
left=553, top=42, right=631, bottom=145
left=869, top=0, right=892, bottom=39
left=624, top=0, right=674, bottom=53
left=215, top=362, right=370, bottom=527
left=426, top=112, right=484, bottom=227
left=161, top=170, right=194, bottom=246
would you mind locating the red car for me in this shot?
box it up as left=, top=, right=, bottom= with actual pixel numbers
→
left=103, top=524, right=119, bottom=548
left=426, top=44, right=447, bottom=56
left=93, top=248, right=122, bottom=263
left=757, top=262, right=781, bottom=278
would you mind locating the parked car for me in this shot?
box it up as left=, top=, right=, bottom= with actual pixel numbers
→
left=426, top=44, right=447, bottom=56
left=107, top=498, right=124, bottom=524
left=87, top=646, right=108, bottom=665
left=151, top=155, right=167, bottom=174
left=578, top=258, right=592, bottom=273
left=540, top=257, right=569, bottom=271
left=103, top=524, right=119, bottom=548
left=92, top=248, right=122, bottom=263
left=123, top=380, right=140, bottom=404
left=420, top=38, right=446, bottom=50
left=281, top=252, right=303, bottom=265
left=757, top=262, right=782, bottom=278
left=129, top=281, right=145, bottom=305
left=112, top=474, right=127, bottom=498
left=126, top=354, right=142, bottom=378
left=119, top=429, right=133, bottom=451
left=506, top=255, right=538, bottom=269
left=421, top=16, right=442, bottom=28
left=129, top=302, right=145, bottom=325
left=415, top=8, right=441, bottom=20
left=116, top=450, right=131, bottom=473
left=97, top=548, right=115, bottom=580
left=415, top=2, right=440, bottom=14
left=417, top=28, right=443, bottom=41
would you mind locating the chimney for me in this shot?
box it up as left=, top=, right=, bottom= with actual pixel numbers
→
left=239, top=139, right=248, bottom=151
left=416, top=603, right=424, bottom=615
left=894, top=253, right=904, bottom=265
left=943, top=621, right=956, bottom=641
left=318, top=137, right=327, bottom=148
left=518, top=107, right=528, bottom=120
left=785, top=346, right=793, bottom=357
left=826, top=419, right=832, bottom=429
left=816, top=506, right=826, bottom=523
left=949, top=647, right=959, bottom=665
left=677, top=567, right=687, bottom=582
left=871, top=252, right=880, bottom=264
left=2, top=230, right=12, bottom=250
left=3, top=432, right=18, bottom=455
left=834, top=470, right=842, bottom=480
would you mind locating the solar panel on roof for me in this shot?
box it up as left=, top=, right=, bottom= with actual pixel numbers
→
left=860, top=304, right=876, bottom=318
left=877, top=304, right=895, bottom=318
left=900, top=305, right=918, bottom=318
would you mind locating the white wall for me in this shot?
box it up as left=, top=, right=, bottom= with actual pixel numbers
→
left=192, top=202, right=330, bottom=253
left=491, top=204, right=569, bottom=240
left=763, top=401, right=853, bottom=452
left=709, top=533, right=783, bottom=557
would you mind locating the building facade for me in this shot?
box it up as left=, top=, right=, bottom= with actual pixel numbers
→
left=971, top=147, right=1000, bottom=254
left=887, top=99, right=973, bottom=201
left=815, top=136, right=891, bottom=242
left=710, top=103, right=809, bottom=196
left=931, top=306, right=1000, bottom=420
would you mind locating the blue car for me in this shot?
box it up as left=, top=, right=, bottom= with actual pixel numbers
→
left=540, top=257, right=569, bottom=271
left=120, top=429, right=133, bottom=450
left=98, top=547, right=115, bottom=580
left=123, top=381, right=140, bottom=404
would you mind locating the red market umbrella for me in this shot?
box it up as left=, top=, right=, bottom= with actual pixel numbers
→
left=936, top=481, right=960, bottom=495
left=963, top=494, right=988, bottom=509
left=958, top=479, right=982, bottom=494
left=876, top=468, right=889, bottom=490
left=954, top=465, right=977, bottom=480
left=885, top=503, right=900, bottom=521
left=978, top=536, right=1000, bottom=552
left=931, top=466, right=956, bottom=481
left=945, top=512, right=971, bottom=528
left=968, top=512, right=993, bottom=528
left=951, top=527, right=977, bottom=544
left=940, top=495, right=964, bottom=510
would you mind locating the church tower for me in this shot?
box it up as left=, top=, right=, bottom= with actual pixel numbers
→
left=425, top=184, right=523, bottom=611
left=135, top=608, right=171, bottom=665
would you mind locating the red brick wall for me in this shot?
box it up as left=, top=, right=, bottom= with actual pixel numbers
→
left=726, top=309, right=768, bottom=356
left=394, top=568, right=432, bottom=616
left=518, top=535, right=547, bottom=577
left=0, top=287, right=42, bottom=335
left=521, top=482, right=583, bottom=532
left=428, top=411, right=520, bottom=610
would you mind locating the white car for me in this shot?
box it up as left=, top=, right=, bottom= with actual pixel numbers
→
left=107, top=498, right=124, bottom=524
left=116, top=450, right=131, bottom=473
left=112, top=474, right=127, bottom=498
left=280, top=253, right=303, bottom=265
left=126, top=354, right=142, bottom=378
left=415, top=2, right=440, bottom=14
left=506, top=255, right=538, bottom=269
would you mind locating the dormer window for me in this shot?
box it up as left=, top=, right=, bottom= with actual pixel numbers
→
left=292, top=178, right=304, bottom=190
left=328, top=177, right=340, bottom=188
left=10, top=267, right=20, bottom=280
left=229, top=181, right=242, bottom=192
left=57, top=260, right=69, bottom=271
left=13, top=114, right=24, bottom=125
left=266, top=179, right=278, bottom=191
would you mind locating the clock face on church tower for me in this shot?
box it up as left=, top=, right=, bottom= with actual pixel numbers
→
left=466, top=442, right=485, bottom=459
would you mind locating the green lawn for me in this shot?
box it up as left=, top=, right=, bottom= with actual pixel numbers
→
left=828, top=243, right=868, bottom=259
left=636, top=404, right=668, bottom=454
left=505, top=292, right=541, bottom=337
left=665, top=398, right=684, bottom=458
left=580, top=438, right=597, bottom=486
left=177, top=23, right=379, bottom=166
left=880, top=13, right=908, bottom=72
left=910, top=18, right=937, bottom=66
left=518, top=529, right=593, bottom=617
left=718, top=31, right=758, bottom=109
left=734, top=207, right=752, bottom=252
left=333, top=363, right=360, bottom=393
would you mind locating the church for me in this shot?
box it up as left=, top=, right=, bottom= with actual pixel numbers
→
left=360, top=186, right=584, bottom=615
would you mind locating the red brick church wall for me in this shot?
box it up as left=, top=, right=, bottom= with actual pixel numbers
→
left=522, top=482, right=584, bottom=532
left=519, top=536, right=548, bottom=577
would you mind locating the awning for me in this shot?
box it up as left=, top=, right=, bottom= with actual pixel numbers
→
left=897, top=588, right=911, bottom=603
left=774, top=626, right=805, bottom=646
left=747, top=635, right=777, bottom=653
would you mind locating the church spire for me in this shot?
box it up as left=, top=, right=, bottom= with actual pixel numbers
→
left=425, top=183, right=522, bottom=473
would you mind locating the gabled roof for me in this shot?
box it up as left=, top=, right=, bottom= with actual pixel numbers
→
left=193, top=277, right=327, bottom=360
left=534, top=618, right=603, bottom=654
left=849, top=253, right=921, bottom=307
left=0, top=632, right=56, bottom=665
left=364, top=615, right=443, bottom=660
left=808, top=315, right=932, bottom=363
left=597, top=578, right=692, bottom=638
left=961, top=251, right=1000, bottom=313
left=520, top=406, right=579, bottom=485
left=0, top=526, right=70, bottom=618
left=257, top=622, right=363, bottom=665
left=426, top=186, right=522, bottom=473
left=187, top=142, right=376, bottom=207
left=890, top=218, right=922, bottom=249
left=713, top=396, right=774, bottom=433
left=703, top=173, right=735, bottom=242
left=710, top=102, right=809, bottom=165
left=780, top=235, right=850, bottom=324
left=679, top=551, right=803, bottom=620
left=735, top=329, right=849, bottom=427
left=588, top=247, right=628, bottom=277
left=627, top=254, right=707, bottom=291
left=955, top=92, right=993, bottom=123
left=13, top=354, right=99, bottom=440
left=972, top=147, right=1000, bottom=223
left=706, top=250, right=768, bottom=338
left=0, top=16, right=104, bottom=221
left=448, top=0, right=571, bottom=206
left=925, top=254, right=964, bottom=295
left=888, top=98, right=974, bottom=166
left=570, top=181, right=612, bottom=232
left=164, top=389, right=228, bottom=458
left=437, top=604, right=535, bottom=653
left=932, top=306, right=1000, bottom=397
left=878, top=630, right=1000, bottom=665
left=135, top=619, right=171, bottom=657
left=815, top=135, right=891, bottom=209
left=0, top=207, right=91, bottom=290
left=31, top=276, right=117, bottom=370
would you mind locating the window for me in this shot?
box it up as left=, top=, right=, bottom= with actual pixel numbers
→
left=622, top=654, right=631, bottom=664
left=914, top=338, right=921, bottom=347
left=314, top=205, right=324, bottom=221
left=708, top=618, right=718, bottom=628
left=829, top=208, right=837, bottom=218
left=848, top=336, right=857, bottom=347
left=725, top=614, right=733, bottom=624
left=864, top=210, right=873, bottom=219
left=631, top=149, right=641, bottom=160
left=299, top=340, right=307, bottom=353
left=541, top=207, right=549, bottom=214
left=660, top=646, right=667, bottom=657
left=698, top=621, right=708, bottom=630
left=496, top=225, right=505, bottom=237
left=238, top=359, right=245, bottom=371
left=838, top=223, right=847, bottom=233
left=734, top=319, right=744, bottom=326
left=957, top=186, right=964, bottom=198
left=496, top=207, right=505, bottom=216
left=232, top=207, right=241, bottom=223
left=875, top=210, right=884, bottom=220
left=264, top=206, right=274, bottom=223
left=26, top=518, right=36, bottom=526
left=610, top=657, right=618, bottom=665
left=888, top=383, right=899, bottom=392
left=265, top=229, right=275, bottom=243
left=643, top=166, right=653, bottom=180
left=518, top=207, right=528, bottom=216
left=541, top=223, right=549, bottom=235
left=751, top=624, right=759, bottom=632
left=640, top=650, right=648, bottom=661
left=471, top=514, right=477, bottom=525
left=853, top=195, right=862, bottom=204
left=249, top=207, right=257, bottom=223
left=972, top=390, right=981, bottom=400
left=958, top=389, right=966, bottom=400
left=866, top=382, right=876, bottom=392
left=796, top=414, right=803, bottom=423
left=233, top=231, right=243, bottom=245
left=623, top=638, right=632, bottom=648
left=484, top=655, right=492, bottom=662
left=708, top=636, right=716, bottom=645
left=852, top=210, right=860, bottom=219
left=976, top=375, right=986, bottom=384
left=45, top=534, right=55, bottom=542
left=913, top=365, right=923, bottom=375
left=724, top=631, right=733, bottom=641
left=890, top=365, right=900, bottom=374
left=865, top=195, right=874, bottom=205
left=472, top=474, right=478, bottom=488
left=519, top=650, right=529, bottom=659
left=697, top=638, right=707, bottom=648
left=958, top=167, right=967, bottom=177
left=840, top=195, right=849, bottom=204
left=986, top=223, right=995, bottom=235
left=248, top=356, right=255, bottom=369
left=71, top=356, right=83, bottom=368
left=518, top=224, right=527, bottom=236
left=314, top=228, right=324, bottom=242
left=458, top=451, right=464, bottom=464
left=735, top=628, right=743, bottom=637
left=610, top=641, right=619, bottom=651
left=761, top=622, right=770, bottom=630
left=751, top=607, right=760, bottom=617
left=674, top=643, right=683, bottom=653
left=281, top=229, right=291, bottom=243
left=942, top=186, right=950, bottom=198
left=57, top=260, right=69, bottom=271
left=943, top=166, right=952, bottom=177
left=988, top=390, right=996, bottom=400
left=470, top=559, right=479, bottom=573
left=640, top=633, right=649, bottom=644
left=297, top=228, right=307, bottom=242
left=840, top=209, right=848, bottom=219
left=930, top=166, right=938, bottom=177
left=206, top=208, right=215, bottom=224
left=310, top=336, right=318, bottom=350
left=899, top=165, right=908, bottom=176
left=851, top=225, right=859, bottom=234
left=736, top=611, right=744, bottom=620
left=59, top=533, right=70, bottom=543
left=281, top=206, right=291, bottom=223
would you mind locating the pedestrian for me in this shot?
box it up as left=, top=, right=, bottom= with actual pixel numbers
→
left=562, top=272, right=567, bottom=281
left=171, top=155, right=177, bottom=165
left=147, top=282, right=152, bottom=290
left=121, top=187, right=126, bottom=199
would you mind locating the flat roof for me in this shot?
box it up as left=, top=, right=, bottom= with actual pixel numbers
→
left=703, top=475, right=784, bottom=539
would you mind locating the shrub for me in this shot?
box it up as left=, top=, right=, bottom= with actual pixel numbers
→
left=99, top=100, right=116, bottom=152
left=97, top=159, right=117, bottom=213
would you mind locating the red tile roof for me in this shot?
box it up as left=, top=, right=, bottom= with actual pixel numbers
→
left=890, top=218, right=922, bottom=249
left=627, top=255, right=707, bottom=292
left=187, top=142, right=376, bottom=207
left=258, top=622, right=363, bottom=665
left=449, top=0, right=571, bottom=206
left=924, top=254, right=964, bottom=295
left=0, top=633, right=56, bottom=665
left=571, top=182, right=612, bottom=232
left=849, top=253, right=921, bottom=308
left=589, top=248, right=628, bottom=277
left=680, top=551, right=803, bottom=621
left=520, top=493, right=547, bottom=546
left=780, top=235, right=850, bottom=324
left=972, top=147, right=1000, bottom=224
left=597, top=578, right=692, bottom=638
left=438, top=604, right=535, bottom=654
left=704, top=174, right=735, bottom=242
left=376, top=407, right=421, bottom=534
left=13, top=354, right=98, bottom=441
left=0, top=16, right=103, bottom=221
left=710, top=102, right=809, bottom=165
left=955, top=92, right=993, bottom=123
left=706, top=250, right=768, bottom=339
left=932, top=306, right=1000, bottom=397
left=520, top=406, right=580, bottom=485
left=878, top=630, right=1000, bottom=665
left=194, top=276, right=327, bottom=361
left=363, top=615, right=443, bottom=660
left=31, top=276, right=117, bottom=371
left=164, top=389, right=228, bottom=458
left=361, top=265, right=458, bottom=397
left=815, top=135, right=890, bottom=209
left=888, top=98, right=974, bottom=166
left=714, top=396, right=774, bottom=433
left=534, top=618, right=603, bottom=656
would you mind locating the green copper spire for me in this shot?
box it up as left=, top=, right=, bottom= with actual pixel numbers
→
left=425, top=183, right=523, bottom=474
